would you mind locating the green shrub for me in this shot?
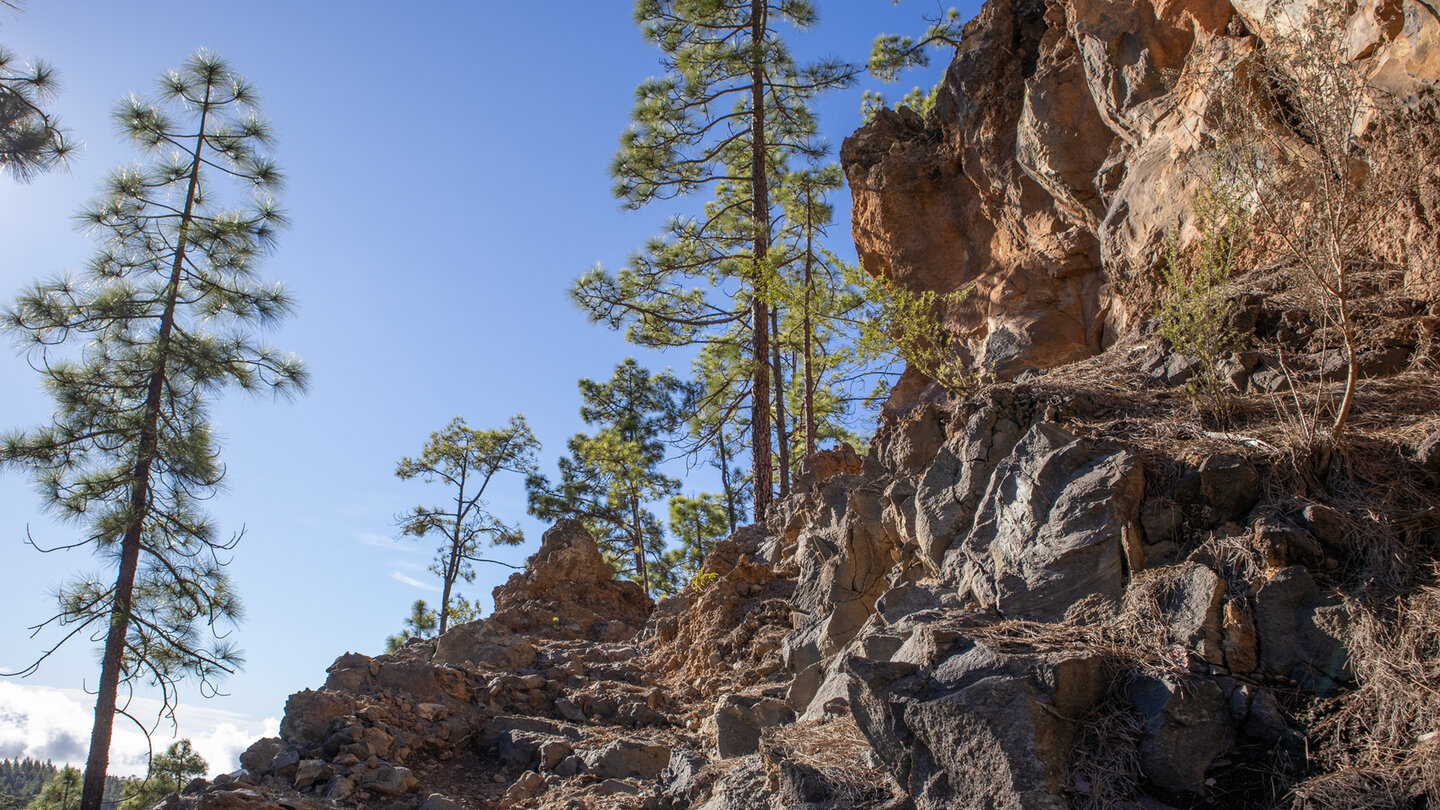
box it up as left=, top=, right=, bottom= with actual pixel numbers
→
left=1158, top=154, right=1250, bottom=425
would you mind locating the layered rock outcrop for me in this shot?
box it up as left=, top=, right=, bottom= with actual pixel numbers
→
left=845, top=0, right=1440, bottom=409
left=195, top=360, right=1430, bottom=809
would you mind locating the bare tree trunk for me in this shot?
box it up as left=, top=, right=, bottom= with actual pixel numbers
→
left=771, top=305, right=790, bottom=498
left=437, top=556, right=456, bottom=636
left=438, top=474, right=467, bottom=636
left=802, top=207, right=816, bottom=457
left=718, top=432, right=737, bottom=534
left=630, top=492, right=650, bottom=597
left=1330, top=276, right=1357, bottom=439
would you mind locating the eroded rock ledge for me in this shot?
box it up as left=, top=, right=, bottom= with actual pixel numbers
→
left=845, top=0, right=1440, bottom=410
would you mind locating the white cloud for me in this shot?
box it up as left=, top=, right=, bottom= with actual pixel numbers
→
left=391, top=571, right=439, bottom=591
left=0, top=682, right=277, bottom=777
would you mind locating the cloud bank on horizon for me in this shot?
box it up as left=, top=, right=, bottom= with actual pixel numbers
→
left=0, top=682, right=278, bottom=777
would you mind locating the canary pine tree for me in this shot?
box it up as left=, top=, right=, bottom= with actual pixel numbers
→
left=681, top=337, right=753, bottom=533
left=117, top=740, right=205, bottom=810
left=527, top=360, right=686, bottom=596
left=0, top=52, right=304, bottom=810
left=573, top=0, right=856, bottom=522
left=395, top=416, right=539, bottom=635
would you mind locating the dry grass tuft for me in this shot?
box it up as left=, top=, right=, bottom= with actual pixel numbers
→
left=1066, top=677, right=1147, bottom=810
left=761, top=714, right=900, bottom=808
left=1294, top=581, right=1440, bottom=809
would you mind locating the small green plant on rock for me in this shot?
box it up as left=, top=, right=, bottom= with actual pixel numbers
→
left=1158, top=154, right=1250, bottom=426
left=687, top=571, right=720, bottom=592
left=845, top=255, right=982, bottom=399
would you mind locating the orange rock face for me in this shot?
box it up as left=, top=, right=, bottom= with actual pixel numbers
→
left=845, top=0, right=1440, bottom=411
left=487, top=519, right=652, bottom=641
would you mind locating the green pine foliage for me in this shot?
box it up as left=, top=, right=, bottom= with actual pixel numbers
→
left=395, top=416, right=539, bottom=635
left=681, top=338, right=753, bottom=535
left=860, top=83, right=941, bottom=124
left=861, top=6, right=960, bottom=124
left=13, top=768, right=121, bottom=810
left=0, top=43, right=71, bottom=181
left=573, top=0, right=858, bottom=522
left=770, top=165, right=869, bottom=468
left=868, top=5, right=964, bottom=82
left=527, top=360, right=687, bottom=597
left=115, top=741, right=204, bottom=810
left=0, top=51, right=304, bottom=810
left=23, top=768, right=80, bottom=810
left=385, top=599, right=439, bottom=653
left=842, top=253, right=981, bottom=400
left=662, top=493, right=730, bottom=588
left=383, top=597, right=482, bottom=652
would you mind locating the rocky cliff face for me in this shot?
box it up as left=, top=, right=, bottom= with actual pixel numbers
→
left=845, top=0, right=1440, bottom=408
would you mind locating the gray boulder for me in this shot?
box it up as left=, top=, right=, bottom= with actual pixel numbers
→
left=705, top=694, right=795, bottom=758
left=1175, top=454, right=1260, bottom=528
left=361, top=764, right=418, bottom=796
left=785, top=479, right=901, bottom=710
left=584, top=739, right=672, bottom=780
left=237, top=738, right=282, bottom=776
left=879, top=402, right=947, bottom=475
left=915, top=404, right=1026, bottom=567
left=1127, top=676, right=1233, bottom=794
left=279, top=690, right=356, bottom=747
left=431, top=622, right=536, bottom=670
left=942, top=423, right=1144, bottom=621
left=1126, top=562, right=1226, bottom=663
left=846, top=640, right=1106, bottom=810
left=1254, top=566, right=1352, bottom=692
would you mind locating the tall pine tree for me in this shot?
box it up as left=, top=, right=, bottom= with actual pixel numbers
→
left=527, top=360, right=685, bottom=596
left=573, top=0, right=855, bottom=522
left=1, top=52, right=303, bottom=810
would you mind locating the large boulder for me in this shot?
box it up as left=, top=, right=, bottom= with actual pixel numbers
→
left=431, top=623, right=537, bottom=670
left=783, top=477, right=905, bottom=709
left=278, top=690, right=357, bottom=747
left=846, top=638, right=1107, bottom=810
left=942, top=422, right=1145, bottom=621
left=583, top=739, right=673, bottom=780
left=915, top=401, right=1027, bottom=567
left=704, top=694, right=796, bottom=759
left=1127, top=675, right=1234, bottom=794
left=485, top=519, right=652, bottom=641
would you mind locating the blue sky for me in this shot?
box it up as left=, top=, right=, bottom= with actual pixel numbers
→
left=0, top=0, right=971, bottom=775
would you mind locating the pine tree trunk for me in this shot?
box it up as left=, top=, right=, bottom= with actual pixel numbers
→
left=439, top=473, right=467, bottom=636
left=630, top=491, right=649, bottom=596
left=802, top=210, right=816, bottom=456
left=437, top=557, right=456, bottom=636
left=81, top=89, right=210, bottom=810
left=718, top=431, right=737, bottom=534
left=748, top=0, right=772, bottom=523
left=771, top=305, right=789, bottom=498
